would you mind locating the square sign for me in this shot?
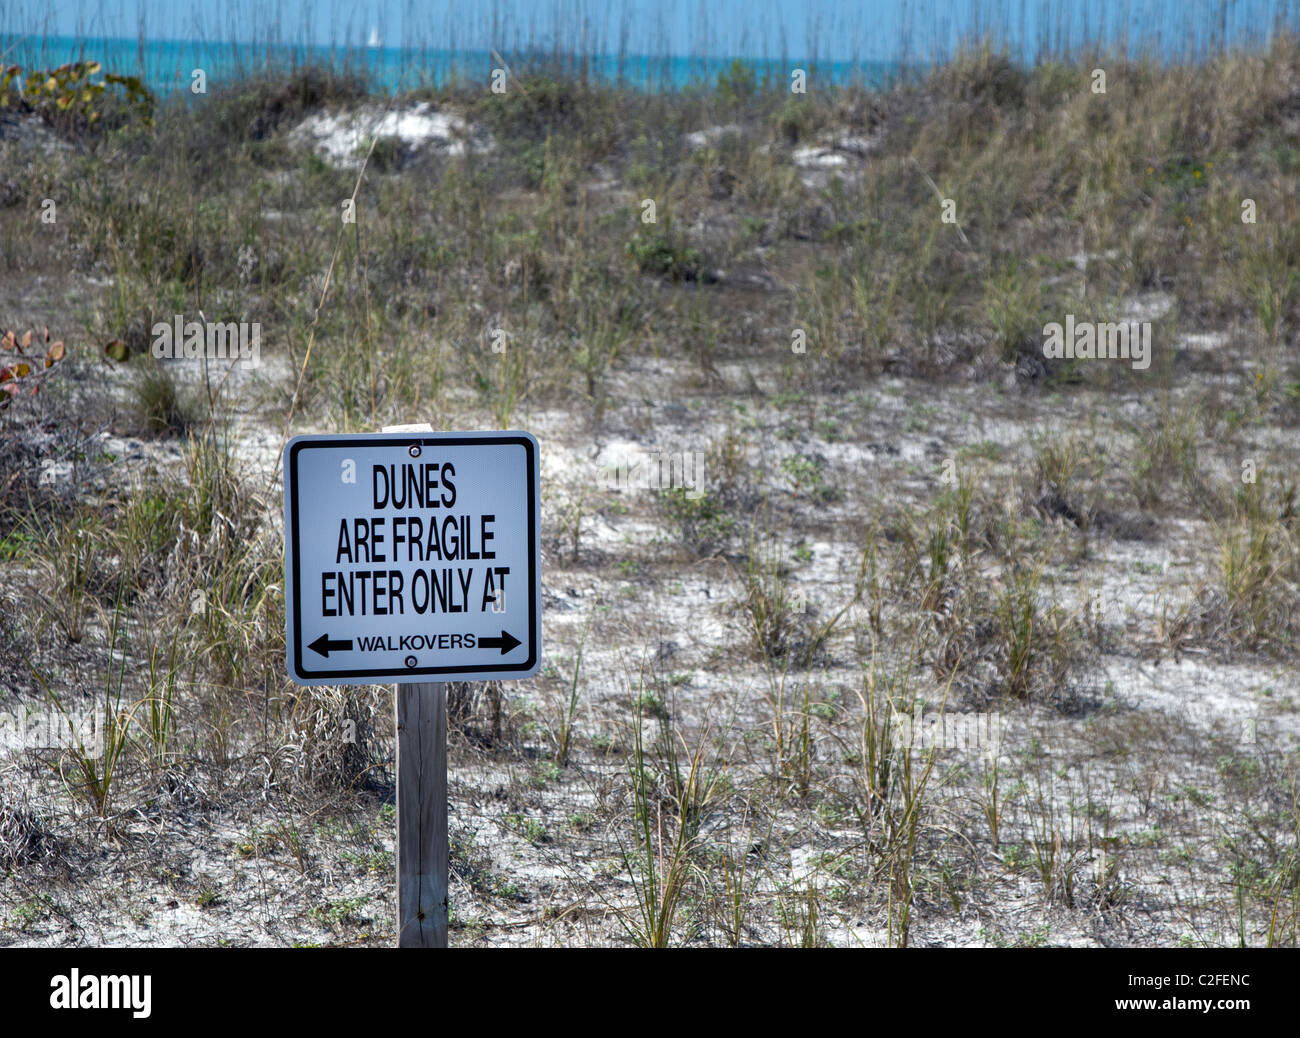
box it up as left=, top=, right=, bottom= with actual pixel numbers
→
left=284, top=431, right=541, bottom=685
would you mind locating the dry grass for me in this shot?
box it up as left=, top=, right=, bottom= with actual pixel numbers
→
left=0, top=39, right=1297, bottom=946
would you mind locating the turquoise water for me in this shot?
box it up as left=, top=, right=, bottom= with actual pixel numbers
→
left=5, top=0, right=1298, bottom=100
left=0, top=35, right=905, bottom=95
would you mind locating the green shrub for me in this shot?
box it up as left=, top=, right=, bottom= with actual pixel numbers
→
left=0, top=61, right=153, bottom=134
left=626, top=230, right=709, bottom=282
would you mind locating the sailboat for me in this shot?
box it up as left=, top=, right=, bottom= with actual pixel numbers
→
left=367, top=26, right=383, bottom=48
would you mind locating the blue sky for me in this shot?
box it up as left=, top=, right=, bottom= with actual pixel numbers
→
left=5, top=1, right=1296, bottom=63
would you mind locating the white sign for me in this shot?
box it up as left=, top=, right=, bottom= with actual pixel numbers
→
left=284, top=431, right=541, bottom=685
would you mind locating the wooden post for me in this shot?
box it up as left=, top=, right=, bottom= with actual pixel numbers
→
left=396, top=681, right=448, bottom=948
left=382, top=423, right=450, bottom=948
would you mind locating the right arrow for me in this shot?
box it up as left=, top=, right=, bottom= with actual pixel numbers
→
left=478, top=630, right=521, bottom=654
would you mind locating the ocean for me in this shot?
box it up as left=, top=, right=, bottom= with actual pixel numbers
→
left=1, top=34, right=905, bottom=96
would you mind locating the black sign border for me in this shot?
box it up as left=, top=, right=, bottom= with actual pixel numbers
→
left=287, top=434, right=539, bottom=682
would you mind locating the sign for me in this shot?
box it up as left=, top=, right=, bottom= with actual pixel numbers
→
left=284, top=431, right=541, bottom=685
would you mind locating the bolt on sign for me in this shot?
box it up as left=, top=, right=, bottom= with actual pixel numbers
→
left=283, top=431, right=541, bottom=685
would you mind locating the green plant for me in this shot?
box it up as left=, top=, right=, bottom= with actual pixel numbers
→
left=1266, top=762, right=1300, bottom=947
left=131, top=357, right=196, bottom=437
left=0, top=60, right=154, bottom=131
left=1211, top=503, right=1298, bottom=650
left=1129, top=405, right=1200, bottom=510
left=0, top=529, right=35, bottom=560
left=275, top=817, right=308, bottom=873
left=469, top=335, right=529, bottom=429
left=840, top=636, right=953, bottom=947
left=984, top=257, right=1044, bottom=362
left=996, top=562, right=1058, bottom=699
left=43, top=512, right=102, bottom=644
left=5, top=897, right=48, bottom=932
left=661, top=487, right=735, bottom=555
left=558, top=484, right=588, bottom=564
left=1249, top=260, right=1296, bottom=347
left=943, top=466, right=977, bottom=566
left=33, top=602, right=134, bottom=818
left=614, top=673, right=700, bottom=948
left=738, top=527, right=803, bottom=663
left=716, top=813, right=773, bottom=947
left=716, top=59, right=758, bottom=106
left=779, top=453, right=834, bottom=502
left=625, top=228, right=707, bottom=282
left=141, top=632, right=181, bottom=771
left=552, top=622, right=589, bottom=767
left=849, top=266, right=901, bottom=366
left=505, top=814, right=550, bottom=844
left=922, top=517, right=951, bottom=613
left=776, top=879, right=823, bottom=947
left=979, top=735, right=1014, bottom=852
left=309, top=896, right=370, bottom=928
left=1024, top=745, right=1080, bottom=907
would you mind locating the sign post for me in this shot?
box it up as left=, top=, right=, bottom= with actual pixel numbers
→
left=396, top=680, right=447, bottom=947
left=283, top=427, right=541, bottom=947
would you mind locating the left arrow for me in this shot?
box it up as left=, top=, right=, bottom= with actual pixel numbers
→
left=308, top=633, right=354, bottom=658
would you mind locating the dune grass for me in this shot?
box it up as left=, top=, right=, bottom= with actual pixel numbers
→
left=0, top=35, right=1297, bottom=946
